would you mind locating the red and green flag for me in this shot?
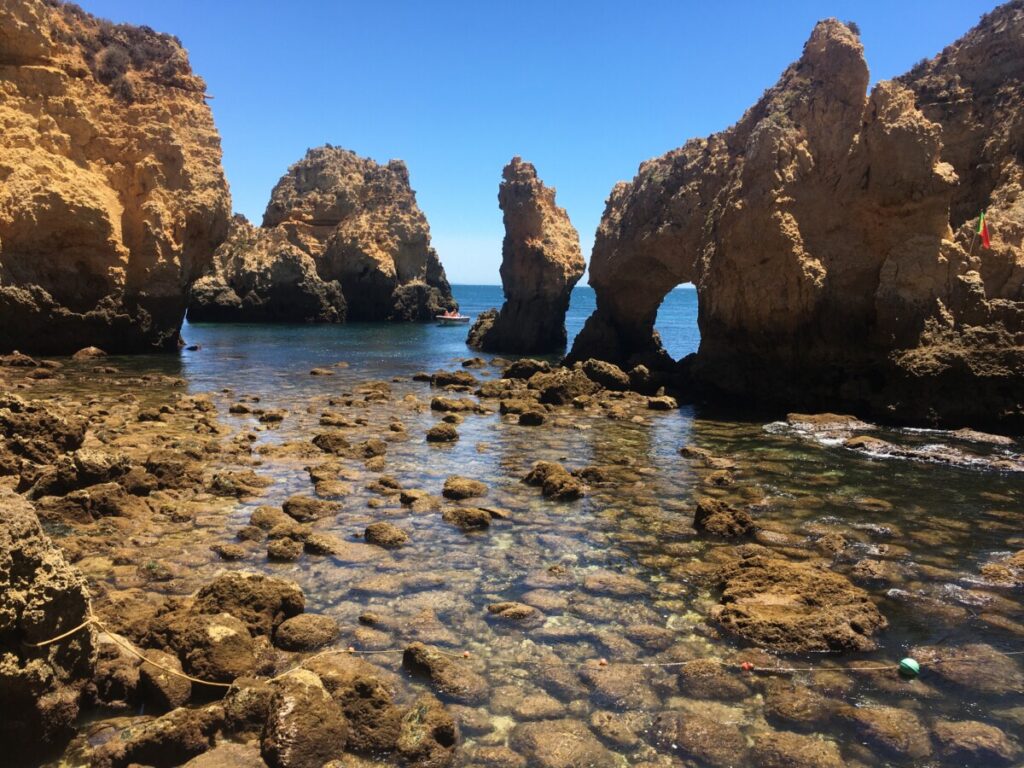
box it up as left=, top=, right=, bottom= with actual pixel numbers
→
left=978, top=210, right=991, bottom=249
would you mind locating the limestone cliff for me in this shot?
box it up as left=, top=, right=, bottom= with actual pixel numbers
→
left=0, top=0, right=231, bottom=354
left=190, top=145, right=455, bottom=323
left=467, top=157, right=584, bottom=353
left=187, top=215, right=346, bottom=322
left=569, top=6, right=1024, bottom=432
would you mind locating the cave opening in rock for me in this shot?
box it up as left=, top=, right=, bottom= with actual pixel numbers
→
left=652, top=282, right=701, bottom=362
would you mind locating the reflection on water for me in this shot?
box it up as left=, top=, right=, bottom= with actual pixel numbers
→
left=29, top=300, right=1024, bottom=767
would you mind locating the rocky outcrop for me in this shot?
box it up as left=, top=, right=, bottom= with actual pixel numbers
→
left=0, top=489, right=96, bottom=765
left=190, top=145, right=456, bottom=322
left=568, top=7, right=1024, bottom=432
left=0, top=0, right=230, bottom=354
left=187, top=215, right=345, bottom=322
left=467, top=158, right=584, bottom=353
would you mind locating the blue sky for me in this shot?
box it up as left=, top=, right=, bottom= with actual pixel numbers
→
left=81, top=0, right=997, bottom=284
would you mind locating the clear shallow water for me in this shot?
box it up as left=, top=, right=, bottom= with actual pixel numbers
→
left=31, top=288, right=1024, bottom=768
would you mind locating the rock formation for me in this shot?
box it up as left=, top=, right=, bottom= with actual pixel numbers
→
left=0, top=0, right=230, bottom=354
left=190, top=145, right=456, bottom=322
left=568, top=6, right=1024, bottom=432
left=187, top=215, right=346, bottom=322
left=0, top=489, right=96, bottom=765
left=467, top=158, right=584, bottom=353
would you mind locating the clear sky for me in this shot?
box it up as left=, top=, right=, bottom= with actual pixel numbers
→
left=80, top=0, right=998, bottom=284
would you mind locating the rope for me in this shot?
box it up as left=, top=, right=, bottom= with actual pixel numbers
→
left=24, top=612, right=1024, bottom=689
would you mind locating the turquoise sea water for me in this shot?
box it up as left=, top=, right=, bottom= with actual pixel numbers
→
left=177, top=284, right=699, bottom=389
left=35, top=280, right=1024, bottom=768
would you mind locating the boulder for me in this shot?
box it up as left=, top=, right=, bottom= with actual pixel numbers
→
left=650, top=711, right=747, bottom=767
left=467, top=158, right=584, bottom=353
left=365, top=522, right=410, bottom=549
left=523, top=461, right=584, bottom=500
left=302, top=653, right=404, bottom=755
left=426, top=423, right=459, bottom=443
left=441, top=506, right=492, bottom=531
left=89, top=705, right=224, bottom=768
left=693, top=497, right=755, bottom=538
left=261, top=670, right=347, bottom=768
left=396, top=694, right=459, bottom=768
left=442, top=476, right=488, bottom=500
left=403, top=642, right=488, bottom=705
left=838, top=704, right=932, bottom=760
left=139, top=649, right=192, bottom=712
left=509, top=719, right=616, bottom=768
left=750, top=730, right=845, bottom=768
left=193, top=572, right=305, bottom=637
left=274, top=614, right=339, bottom=651
left=932, top=719, right=1020, bottom=766
left=0, top=489, right=96, bottom=764
left=282, top=494, right=340, bottom=522
left=710, top=553, right=887, bottom=652
left=0, top=0, right=229, bottom=354
left=581, top=359, right=630, bottom=391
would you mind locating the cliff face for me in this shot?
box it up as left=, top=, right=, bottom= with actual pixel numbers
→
left=467, top=157, right=585, bottom=353
left=0, top=0, right=231, bottom=354
left=569, top=6, right=1024, bottom=432
left=187, top=215, right=346, bottom=322
left=190, top=145, right=454, bottom=323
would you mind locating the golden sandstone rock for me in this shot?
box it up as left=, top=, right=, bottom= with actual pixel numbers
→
left=190, top=145, right=456, bottom=323
left=0, top=0, right=230, bottom=353
left=569, top=10, right=1024, bottom=431
left=468, top=157, right=585, bottom=353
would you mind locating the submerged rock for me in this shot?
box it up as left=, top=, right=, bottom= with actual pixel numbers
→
left=509, top=718, right=616, bottom=768
left=467, top=158, right=584, bottom=353
left=710, top=553, right=887, bottom=652
left=402, top=642, right=488, bottom=705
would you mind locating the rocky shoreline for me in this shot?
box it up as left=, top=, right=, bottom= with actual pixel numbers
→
left=1, top=350, right=1022, bottom=767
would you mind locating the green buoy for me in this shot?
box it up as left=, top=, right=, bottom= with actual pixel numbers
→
left=899, top=657, right=920, bottom=678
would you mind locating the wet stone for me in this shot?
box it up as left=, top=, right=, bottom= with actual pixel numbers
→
left=442, top=506, right=492, bottom=531
left=442, top=476, right=488, bottom=500
left=750, top=729, right=845, bottom=768
left=274, top=614, right=340, bottom=651
left=509, top=718, right=616, bottom=768
left=426, top=423, right=459, bottom=443
left=650, top=711, right=748, bottom=767
left=838, top=704, right=932, bottom=761
left=932, top=719, right=1021, bottom=766
left=139, top=649, right=191, bottom=712
left=402, top=642, right=488, bottom=705
left=262, top=670, right=347, bottom=768
left=267, top=536, right=303, bottom=561
left=365, top=522, right=410, bottom=548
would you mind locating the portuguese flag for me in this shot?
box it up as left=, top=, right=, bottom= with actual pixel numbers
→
left=978, top=210, right=991, bottom=249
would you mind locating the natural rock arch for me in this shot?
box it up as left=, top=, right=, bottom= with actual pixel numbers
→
left=569, top=11, right=1024, bottom=431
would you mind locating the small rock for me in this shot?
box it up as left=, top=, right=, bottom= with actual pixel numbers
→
left=442, top=476, right=488, bottom=500
left=402, top=642, right=488, bottom=705
left=426, top=423, right=459, bottom=443
left=274, top=614, right=340, bottom=651
left=365, top=522, right=410, bottom=549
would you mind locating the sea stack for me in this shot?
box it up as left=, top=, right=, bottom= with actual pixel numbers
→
left=467, top=157, right=584, bottom=353
left=568, top=10, right=1024, bottom=432
left=0, top=0, right=231, bottom=354
left=187, top=215, right=346, bottom=322
left=189, top=145, right=456, bottom=323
